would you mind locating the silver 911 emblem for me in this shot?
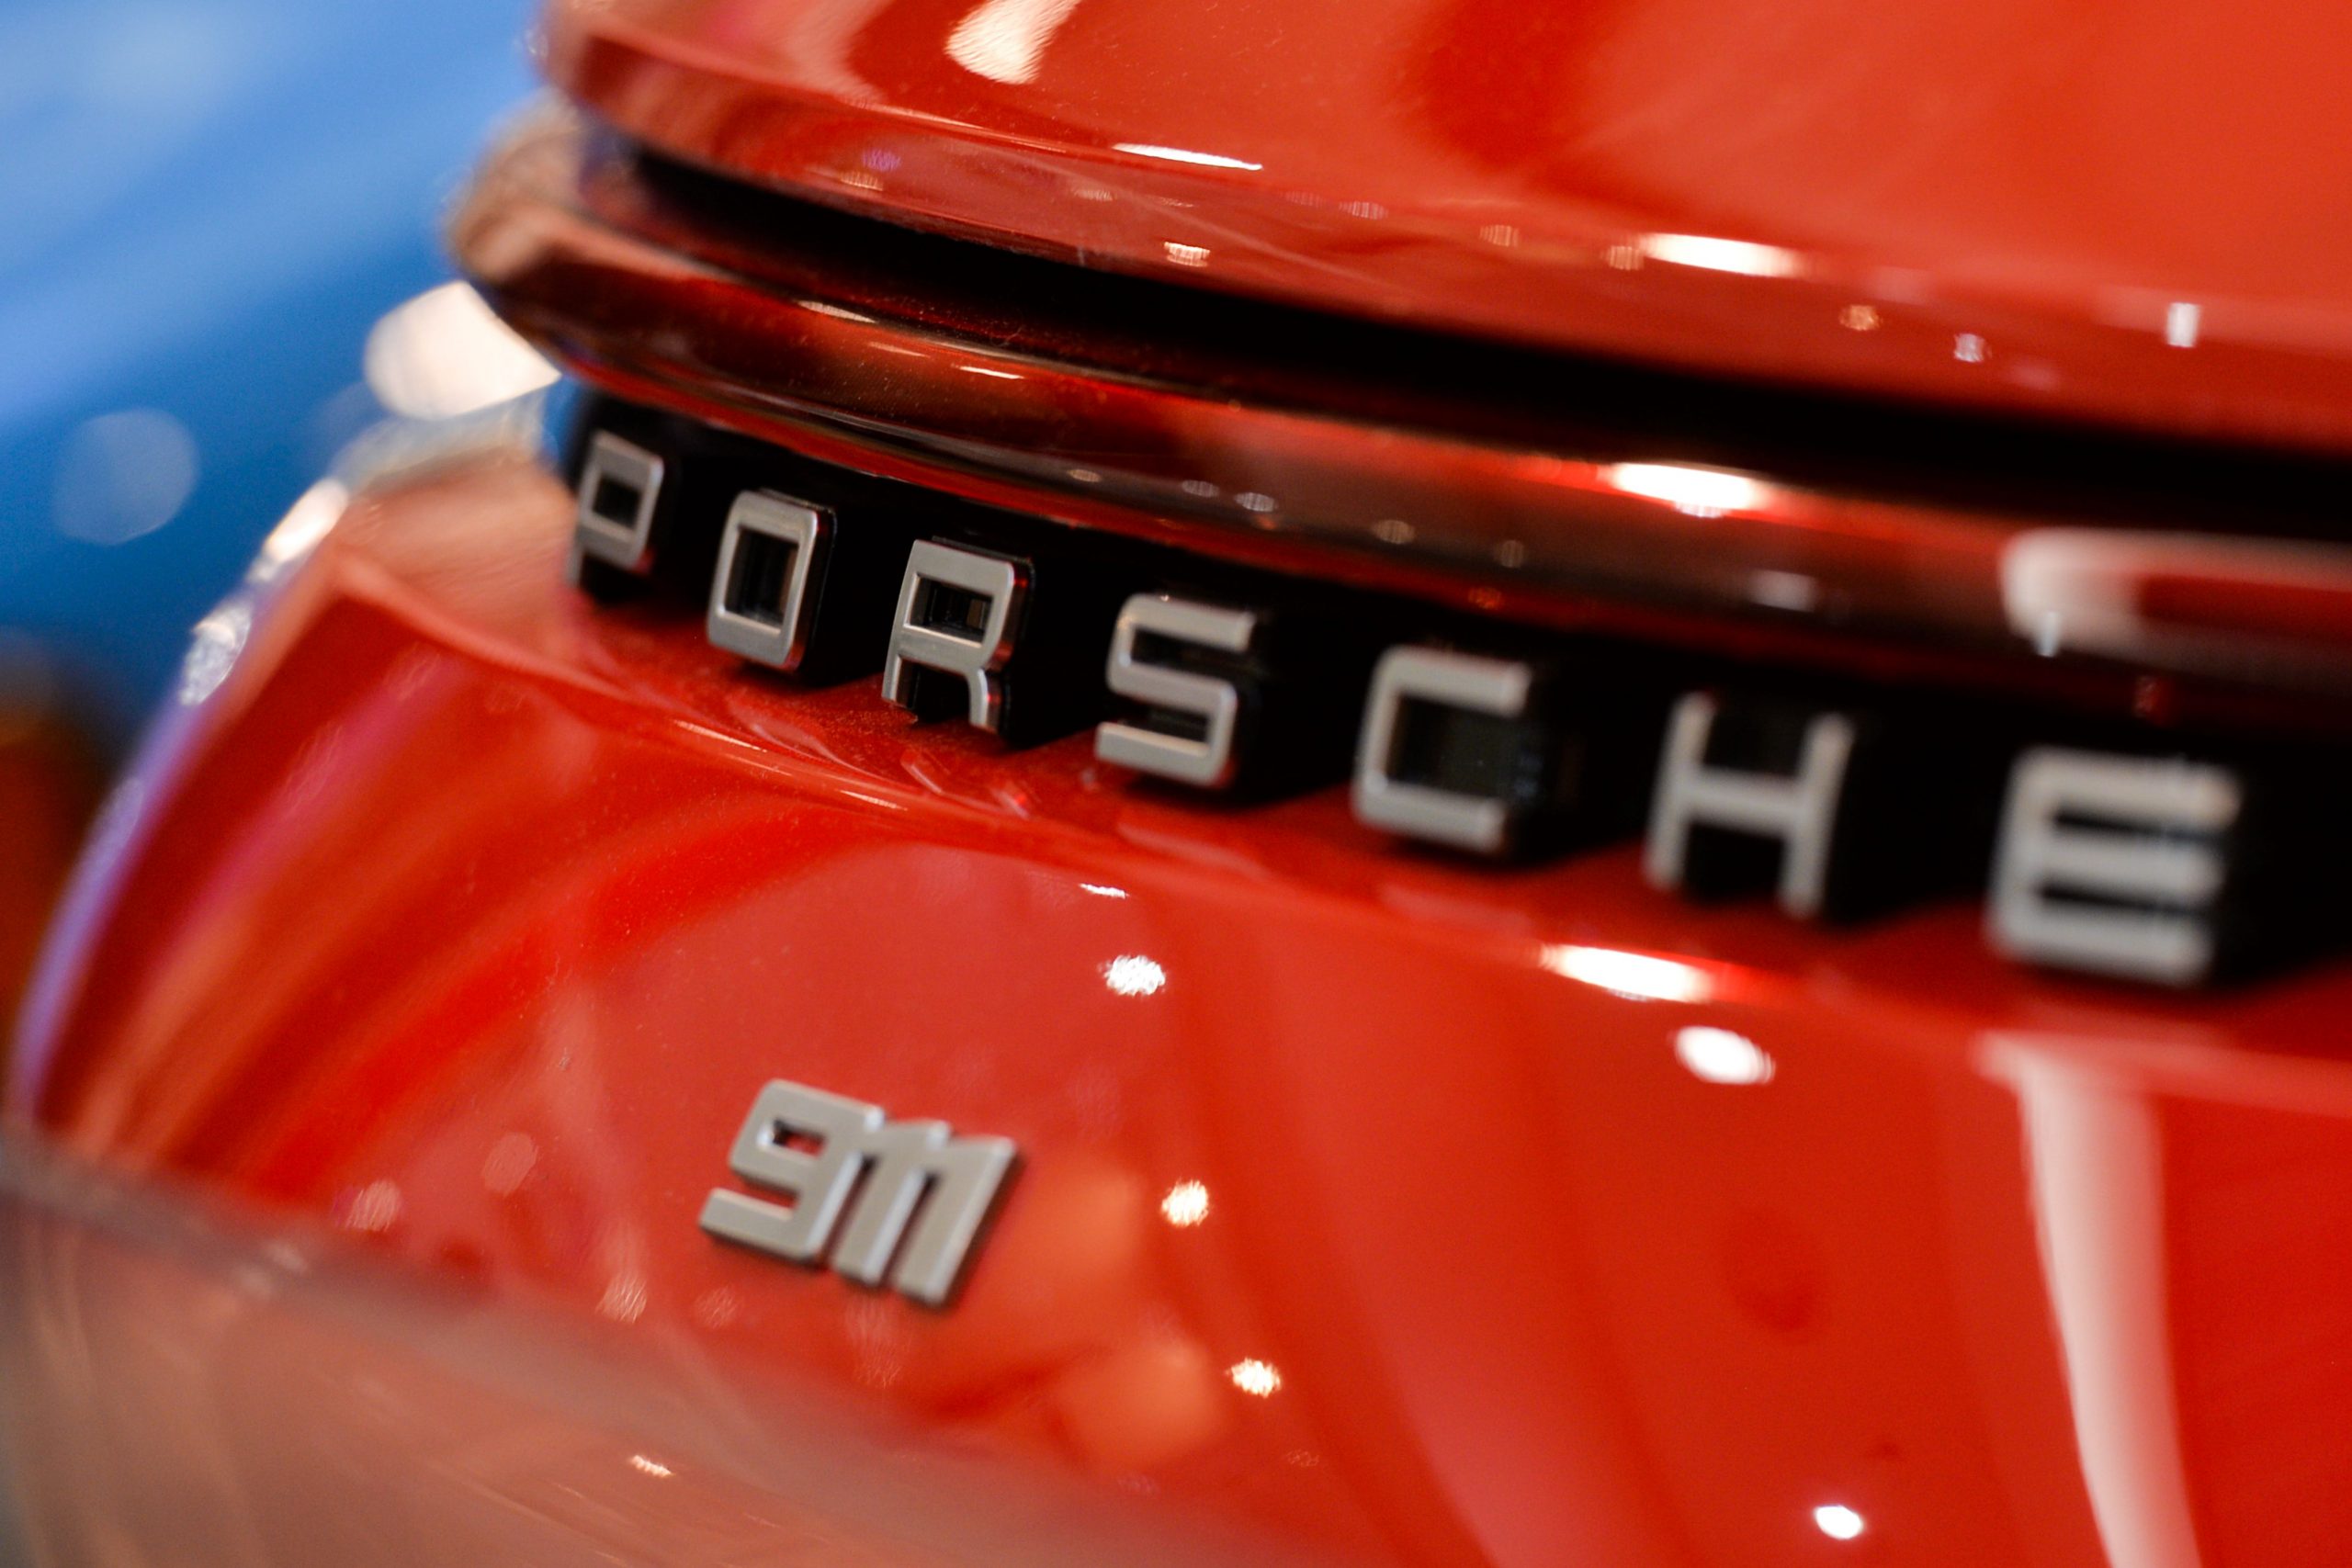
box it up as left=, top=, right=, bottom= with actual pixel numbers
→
left=700, top=1080, right=1016, bottom=1306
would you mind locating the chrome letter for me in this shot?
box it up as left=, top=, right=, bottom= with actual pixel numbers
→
left=883, top=541, right=1027, bottom=731
left=699, top=1081, right=883, bottom=1264
left=707, top=491, right=832, bottom=672
left=1095, top=594, right=1260, bottom=788
left=573, top=431, right=664, bottom=573
left=1353, top=646, right=1538, bottom=854
left=1645, top=694, right=1856, bottom=918
left=1989, top=748, right=2240, bottom=986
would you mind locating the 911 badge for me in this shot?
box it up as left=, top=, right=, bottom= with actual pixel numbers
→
left=701, top=1080, right=1017, bottom=1306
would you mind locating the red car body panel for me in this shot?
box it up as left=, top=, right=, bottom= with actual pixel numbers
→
left=13, top=453, right=2352, bottom=1564
left=14, top=1, right=2352, bottom=1564
left=550, top=0, right=2352, bottom=452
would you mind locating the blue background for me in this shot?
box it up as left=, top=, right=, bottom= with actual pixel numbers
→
left=0, top=0, right=536, bottom=745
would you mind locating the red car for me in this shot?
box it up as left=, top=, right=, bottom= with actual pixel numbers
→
left=12, top=1, right=2352, bottom=1563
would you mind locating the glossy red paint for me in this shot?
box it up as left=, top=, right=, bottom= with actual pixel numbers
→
left=17, top=446, right=2352, bottom=1564
left=454, top=112, right=2352, bottom=731
left=549, top=0, right=2352, bottom=454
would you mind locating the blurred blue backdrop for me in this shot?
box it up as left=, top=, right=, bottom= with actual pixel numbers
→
left=0, top=0, right=537, bottom=746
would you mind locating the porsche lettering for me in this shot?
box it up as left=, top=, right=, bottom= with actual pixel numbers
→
left=573, top=414, right=2326, bottom=990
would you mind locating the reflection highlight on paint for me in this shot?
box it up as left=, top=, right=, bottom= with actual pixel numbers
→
left=1638, top=232, right=1800, bottom=278
left=1675, top=1026, right=1774, bottom=1085
left=1114, top=142, right=1263, bottom=171
left=1539, top=944, right=1713, bottom=1004
left=365, top=282, right=557, bottom=421
left=176, top=599, right=251, bottom=707
left=1160, top=1180, right=1210, bottom=1226
left=1814, top=1504, right=1865, bottom=1540
left=1227, top=1359, right=1282, bottom=1396
left=250, top=479, right=348, bottom=584
left=1604, top=462, right=1768, bottom=518
left=1103, top=954, right=1167, bottom=997
left=944, top=0, right=1083, bottom=84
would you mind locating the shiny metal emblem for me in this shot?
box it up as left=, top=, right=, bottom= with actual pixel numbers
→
left=1354, top=645, right=1540, bottom=854
left=573, top=431, right=664, bottom=572
left=1097, top=593, right=1261, bottom=788
left=707, top=491, right=831, bottom=672
left=883, top=540, right=1027, bottom=732
left=700, top=1080, right=1016, bottom=1306
left=569, top=404, right=2301, bottom=992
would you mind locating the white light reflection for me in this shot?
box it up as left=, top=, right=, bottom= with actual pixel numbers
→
left=1639, top=232, right=1800, bottom=278
left=1674, top=1026, right=1774, bottom=1085
left=1161, top=1181, right=1210, bottom=1226
left=1540, top=944, right=1713, bottom=1004
left=959, top=363, right=1024, bottom=379
left=1079, top=883, right=1128, bottom=898
left=2165, top=301, right=2200, bottom=349
left=1103, top=954, right=1166, bottom=997
left=1954, top=333, right=1988, bottom=364
left=945, top=0, right=1083, bottom=84
left=1114, top=142, right=1263, bottom=172
left=1227, top=1359, right=1282, bottom=1396
left=1163, top=241, right=1211, bottom=268
left=1984, top=1037, right=2201, bottom=1568
left=1814, top=1505, right=1865, bottom=1540
left=364, top=282, right=558, bottom=421
left=177, top=599, right=252, bottom=707
left=249, top=479, right=349, bottom=585
left=1604, top=462, right=1767, bottom=518
left=838, top=790, right=906, bottom=812
left=1996, top=526, right=2352, bottom=673
left=629, top=1455, right=673, bottom=1479
left=673, top=721, right=757, bottom=752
